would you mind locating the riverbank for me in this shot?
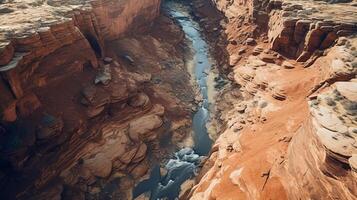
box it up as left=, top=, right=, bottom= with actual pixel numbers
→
left=132, top=1, right=221, bottom=199
left=0, top=1, right=200, bottom=199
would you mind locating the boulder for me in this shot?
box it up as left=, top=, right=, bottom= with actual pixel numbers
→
left=259, top=53, right=276, bottom=63
left=282, top=61, right=295, bottom=69
left=246, top=38, right=256, bottom=45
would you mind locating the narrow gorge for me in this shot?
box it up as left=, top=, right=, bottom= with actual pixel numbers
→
left=0, top=0, right=356, bottom=200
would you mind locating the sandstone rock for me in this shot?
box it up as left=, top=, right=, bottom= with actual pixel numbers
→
left=119, top=147, right=139, bottom=164
left=128, top=114, right=163, bottom=141
left=37, top=114, right=64, bottom=140
left=131, top=143, right=148, bottom=163
left=271, top=88, right=287, bottom=100
left=252, top=46, right=264, bottom=55
left=246, top=38, right=256, bottom=45
left=237, top=104, right=247, bottom=113
left=110, top=82, right=129, bottom=103
left=81, top=86, right=111, bottom=107
left=151, top=104, right=165, bottom=116
left=238, top=48, right=246, bottom=55
left=229, top=54, right=241, bottom=66
left=129, top=93, right=150, bottom=108
left=81, top=85, right=97, bottom=105
left=84, top=153, right=112, bottom=178
left=119, top=177, right=135, bottom=190
left=282, top=61, right=295, bottom=69
left=259, top=53, right=276, bottom=63
left=349, top=155, right=357, bottom=172
left=130, top=162, right=149, bottom=179
left=320, top=32, right=338, bottom=49
left=229, top=40, right=238, bottom=45
left=86, top=105, right=105, bottom=118
left=16, top=93, right=41, bottom=117
left=335, top=82, right=357, bottom=101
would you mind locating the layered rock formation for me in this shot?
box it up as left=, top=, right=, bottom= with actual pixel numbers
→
left=190, top=0, right=357, bottom=199
left=0, top=0, right=198, bottom=199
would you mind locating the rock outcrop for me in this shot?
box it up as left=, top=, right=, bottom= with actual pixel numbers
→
left=0, top=0, right=197, bottom=199
left=190, top=0, right=357, bottom=199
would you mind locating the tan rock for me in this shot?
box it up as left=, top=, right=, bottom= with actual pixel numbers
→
left=130, top=162, right=149, bottom=179
left=128, top=114, right=163, bottom=139
left=84, top=153, right=112, bottom=178
left=282, top=61, right=295, bottom=69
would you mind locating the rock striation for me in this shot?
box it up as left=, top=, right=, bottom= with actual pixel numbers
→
left=189, top=0, right=357, bottom=199
left=0, top=0, right=197, bottom=199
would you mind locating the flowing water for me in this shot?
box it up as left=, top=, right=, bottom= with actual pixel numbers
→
left=133, top=1, right=215, bottom=199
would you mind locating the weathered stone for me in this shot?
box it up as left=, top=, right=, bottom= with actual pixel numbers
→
left=245, top=38, right=256, bottom=45
left=128, top=114, right=163, bottom=141
left=129, top=93, right=149, bottom=108
left=83, top=153, right=112, bottom=178
left=252, top=46, right=264, bottom=55
left=37, top=114, right=64, bottom=140
left=259, top=53, right=276, bottom=63
left=282, top=61, right=295, bottom=69
left=16, top=93, right=41, bottom=117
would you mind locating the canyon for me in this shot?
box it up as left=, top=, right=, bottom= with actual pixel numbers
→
left=0, top=0, right=356, bottom=200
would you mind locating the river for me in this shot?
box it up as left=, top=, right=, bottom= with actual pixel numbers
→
left=133, top=1, right=215, bottom=199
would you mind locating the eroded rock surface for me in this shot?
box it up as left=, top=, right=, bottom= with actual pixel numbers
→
left=0, top=0, right=198, bottom=199
left=189, top=0, right=357, bottom=199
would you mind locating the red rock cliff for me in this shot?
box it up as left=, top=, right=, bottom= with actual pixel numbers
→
left=190, top=0, right=356, bottom=199
left=0, top=0, right=164, bottom=199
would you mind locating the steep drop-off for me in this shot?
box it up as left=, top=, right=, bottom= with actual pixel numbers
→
left=0, top=0, right=203, bottom=199
left=190, top=0, right=357, bottom=199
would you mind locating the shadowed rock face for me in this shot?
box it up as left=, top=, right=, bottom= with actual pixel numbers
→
left=0, top=0, right=199, bottom=199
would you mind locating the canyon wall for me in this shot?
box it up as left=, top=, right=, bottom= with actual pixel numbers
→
left=191, top=0, right=356, bottom=199
left=0, top=0, right=180, bottom=199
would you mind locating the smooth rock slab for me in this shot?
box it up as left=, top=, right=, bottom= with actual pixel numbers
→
left=129, top=114, right=163, bottom=141
left=83, top=153, right=112, bottom=178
